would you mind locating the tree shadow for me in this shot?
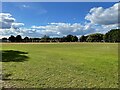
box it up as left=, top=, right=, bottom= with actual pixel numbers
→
left=2, top=73, right=26, bottom=81
left=1, top=50, right=29, bottom=62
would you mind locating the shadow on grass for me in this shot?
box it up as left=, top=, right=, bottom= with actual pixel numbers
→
left=1, top=50, right=29, bottom=62
left=2, top=73, right=25, bottom=81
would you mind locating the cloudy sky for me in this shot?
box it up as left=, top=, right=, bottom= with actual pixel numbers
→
left=0, top=2, right=119, bottom=38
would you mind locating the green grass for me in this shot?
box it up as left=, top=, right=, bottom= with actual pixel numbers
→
left=1, top=43, right=118, bottom=88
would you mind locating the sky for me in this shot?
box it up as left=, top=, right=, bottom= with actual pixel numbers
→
left=0, top=2, right=119, bottom=38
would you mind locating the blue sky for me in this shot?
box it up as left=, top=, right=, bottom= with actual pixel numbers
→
left=1, top=2, right=119, bottom=38
left=2, top=2, right=116, bottom=27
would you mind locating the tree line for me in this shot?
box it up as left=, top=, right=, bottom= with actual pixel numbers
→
left=1, top=29, right=120, bottom=43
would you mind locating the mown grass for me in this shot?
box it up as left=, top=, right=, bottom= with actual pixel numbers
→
left=1, top=43, right=118, bottom=88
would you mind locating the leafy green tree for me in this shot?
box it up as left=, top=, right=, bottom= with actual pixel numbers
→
left=65, top=35, right=78, bottom=42
left=41, top=35, right=50, bottom=42
left=16, top=35, right=22, bottom=42
left=24, top=37, right=30, bottom=42
left=2, top=38, right=8, bottom=42
left=104, top=29, right=120, bottom=42
left=72, top=36, right=78, bottom=42
left=8, top=35, right=16, bottom=42
left=86, top=33, right=104, bottom=42
left=79, top=35, right=88, bottom=42
left=66, top=35, right=73, bottom=42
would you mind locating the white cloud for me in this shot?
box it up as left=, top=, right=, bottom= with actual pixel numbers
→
left=31, top=23, right=85, bottom=37
left=0, top=13, right=24, bottom=29
left=0, top=13, right=25, bottom=38
left=12, top=23, right=24, bottom=29
left=22, top=5, right=30, bottom=8
left=0, top=13, right=15, bottom=29
left=85, top=3, right=120, bottom=25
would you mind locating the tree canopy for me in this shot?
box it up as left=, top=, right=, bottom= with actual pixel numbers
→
left=104, top=29, right=120, bottom=42
left=86, top=33, right=104, bottom=42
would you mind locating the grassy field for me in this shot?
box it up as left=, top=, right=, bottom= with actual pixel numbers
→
left=1, top=43, right=118, bottom=88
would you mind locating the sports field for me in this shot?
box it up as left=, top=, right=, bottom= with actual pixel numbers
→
left=1, top=43, right=118, bottom=88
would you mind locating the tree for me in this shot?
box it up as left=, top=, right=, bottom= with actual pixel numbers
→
left=41, top=35, right=50, bottom=42
left=33, top=38, right=40, bottom=42
left=104, top=29, right=120, bottom=42
left=86, top=33, right=104, bottom=42
left=24, top=37, right=29, bottom=42
left=2, top=38, right=8, bottom=42
left=61, top=36, right=66, bottom=42
left=79, top=35, right=88, bottom=42
left=8, top=35, right=15, bottom=42
left=86, top=35, right=93, bottom=42
left=16, top=35, right=22, bottom=42
left=65, top=35, right=78, bottom=42
left=66, top=35, right=72, bottom=42
left=72, top=36, right=78, bottom=42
